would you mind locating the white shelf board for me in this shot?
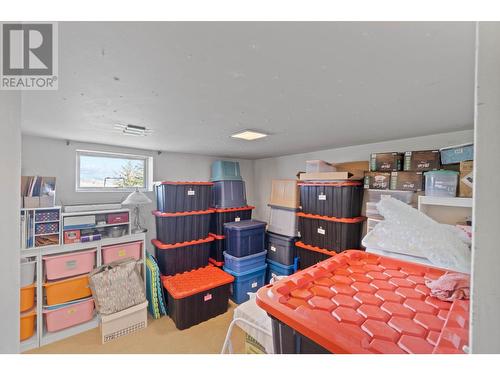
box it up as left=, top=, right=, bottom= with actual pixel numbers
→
left=35, top=220, right=60, bottom=224
left=61, top=208, right=129, bottom=217
left=38, top=233, right=145, bottom=256
left=35, top=232, right=59, bottom=236
left=41, top=316, right=99, bottom=346
left=20, top=334, right=38, bottom=353
left=418, top=196, right=473, bottom=208
left=21, top=206, right=62, bottom=212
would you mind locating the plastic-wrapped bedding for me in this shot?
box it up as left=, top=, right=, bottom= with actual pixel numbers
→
left=364, top=197, right=471, bottom=272
left=233, top=293, right=274, bottom=354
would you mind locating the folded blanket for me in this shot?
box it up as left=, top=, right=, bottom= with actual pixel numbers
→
left=425, top=272, right=470, bottom=301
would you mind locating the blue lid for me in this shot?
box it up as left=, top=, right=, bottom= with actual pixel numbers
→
left=223, top=263, right=267, bottom=277
left=266, top=258, right=295, bottom=270
left=224, top=219, right=266, bottom=230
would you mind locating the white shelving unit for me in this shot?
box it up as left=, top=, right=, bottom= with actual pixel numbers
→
left=418, top=196, right=473, bottom=225
left=20, top=232, right=146, bottom=353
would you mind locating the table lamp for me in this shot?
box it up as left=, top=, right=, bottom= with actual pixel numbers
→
left=122, top=188, right=152, bottom=233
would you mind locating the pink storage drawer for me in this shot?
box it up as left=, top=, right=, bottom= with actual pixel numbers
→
left=43, top=298, right=95, bottom=332
left=43, top=249, right=97, bottom=280
left=102, top=241, right=142, bottom=264
left=107, top=212, right=129, bottom=224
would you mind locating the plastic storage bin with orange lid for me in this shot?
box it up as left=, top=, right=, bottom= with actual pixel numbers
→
left=152, top=236, right=212, bottom=276
left=20, top=309, right=36, bottom=341
left=102, top=241, right=142, bottom=264
left=20, top=283, right=36, bottom=312
left=43, top=248, right=96, bottom=280
left=153, top=209, right=213, bottom=245
left=298, top=181, right=364, bottom=218
left=297, top=212, right=365, bottom=252
left=162, top=266, right=234, bottom=330
left=294, top=241, right=336, bottom=270
left=210, top=206, right=254, bottom=236
left=208, top=233, right=226, bottom=264
left=43, top=297, right=95, bottom=332
left=256, top=250, right=470, bottom=354
left=44, top=274, right=91, bottom=306
left=155, top=181, right=213, bottom=213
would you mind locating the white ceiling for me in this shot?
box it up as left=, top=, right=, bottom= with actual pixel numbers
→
left=21, top=22, right=475, bottom=159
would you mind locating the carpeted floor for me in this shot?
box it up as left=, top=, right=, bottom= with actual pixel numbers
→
left=27, top=302, right=246, bottom=354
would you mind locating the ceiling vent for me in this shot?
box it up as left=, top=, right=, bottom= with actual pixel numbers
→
left=114, top=124, right=153, bottom=136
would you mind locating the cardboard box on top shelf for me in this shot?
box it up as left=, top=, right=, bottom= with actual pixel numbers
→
left=270, top=179, right=300, bottom=209
left=364, top=171, right=391, bottom=190
left=459, top=160, right=473, bottom=198
left=298, top=160, right=368, bottom=181
left=369, top=152, right=404, bottom=172
left=403, top=150, right=440, bottom=171
left=390, top=171, right=424, bottom=191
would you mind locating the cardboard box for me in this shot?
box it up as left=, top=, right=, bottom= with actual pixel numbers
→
left=390, top=171, right=424, bottom=191
left=298, top=161, right=368, bottom=181
left=364, top=172, right=391, bottom=190
left=23, top=196, right=40, bottom=208
left=459, top=160, right=473, bottom=198
left=403, top=150, right=440, bottom=171
left=370, top=152, right=404, bottom=172
left=270, top=179, right=300, bottom=208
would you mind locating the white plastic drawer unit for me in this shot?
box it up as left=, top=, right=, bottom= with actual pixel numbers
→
left=267, top=205, right=299, bottom=237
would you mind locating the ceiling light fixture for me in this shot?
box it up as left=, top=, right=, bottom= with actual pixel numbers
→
left=231, top=130, right=268, bottom=141
left=114, top=124, right=153, bottom=136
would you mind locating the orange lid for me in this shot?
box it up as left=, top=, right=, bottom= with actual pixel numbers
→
left=212, top=205, right=255, bottom=213
left=296, top=211, right=366, bottom=223
left=152, top=236, right=214, bottom=250
left=256, top=250, right=468, bottom=354
left=209, top=258, right=224, bottom=267
left=152, top=209, right=214, bottom=217
left=209, top=233, right=225, bottom=240
left=157, top=181, right=214, bottom=186
left=162, top=266, right=234, bottom=299
left=298, top=181, right=363, bottom=187
left=294, top=240, right=340, bottom=256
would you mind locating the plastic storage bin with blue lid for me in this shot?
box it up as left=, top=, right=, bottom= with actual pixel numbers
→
left=224, top=220, right=266, bottom=258
left=266, top=258, right=296, bottom=284
left=223, top=264, right=267, bottom=304
left=211, top=160, right=242, bottom=181
left=223, top=249, right=267, bottom=273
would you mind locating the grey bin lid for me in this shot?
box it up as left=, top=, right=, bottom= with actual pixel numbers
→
left=223, top=219, right=267, bottom=231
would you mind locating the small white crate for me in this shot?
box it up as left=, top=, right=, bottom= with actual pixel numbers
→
left=100, top=300, right=148, bottom=344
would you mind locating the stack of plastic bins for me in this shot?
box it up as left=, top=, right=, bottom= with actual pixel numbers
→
left=296, top=181, right=364, bottom=269
left=264, top=179, right=300, bottom=283
left=153, top=181, right=214, bottom=277
left=210, top=160, right=247, bottom=209
left=208, top=205, right=255, bottom=266
left=162, top=266, right=234, bottom=329
left=42, top=249, right=97, bottom=332
left=265, top=232, right=297, bottom=282
left=223, top=220, right=267, bottom=304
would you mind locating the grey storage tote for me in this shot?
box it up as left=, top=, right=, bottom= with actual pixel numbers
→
left=212, top=180, right=247, bottom=208
left=266, top=232, right=297, bottom=266
left=21, top=258, right=36, bottom=287
left=267, top=204, right=299, bottom=237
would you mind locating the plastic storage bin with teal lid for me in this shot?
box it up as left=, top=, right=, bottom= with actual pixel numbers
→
left=440, top=143, right=474, bottom=165
left=424, top=170, right=459, bottom=197
left=211, top=160, right=242, bottom=181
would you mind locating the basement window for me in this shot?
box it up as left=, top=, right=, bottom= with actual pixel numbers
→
left=76, top=150, right=153, bottom=192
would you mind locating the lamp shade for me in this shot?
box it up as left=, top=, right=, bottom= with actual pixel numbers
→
left=122, top=188, right=152, bottom=206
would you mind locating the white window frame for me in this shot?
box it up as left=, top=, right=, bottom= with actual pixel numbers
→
left=76, top=149, right=153, bottom=192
